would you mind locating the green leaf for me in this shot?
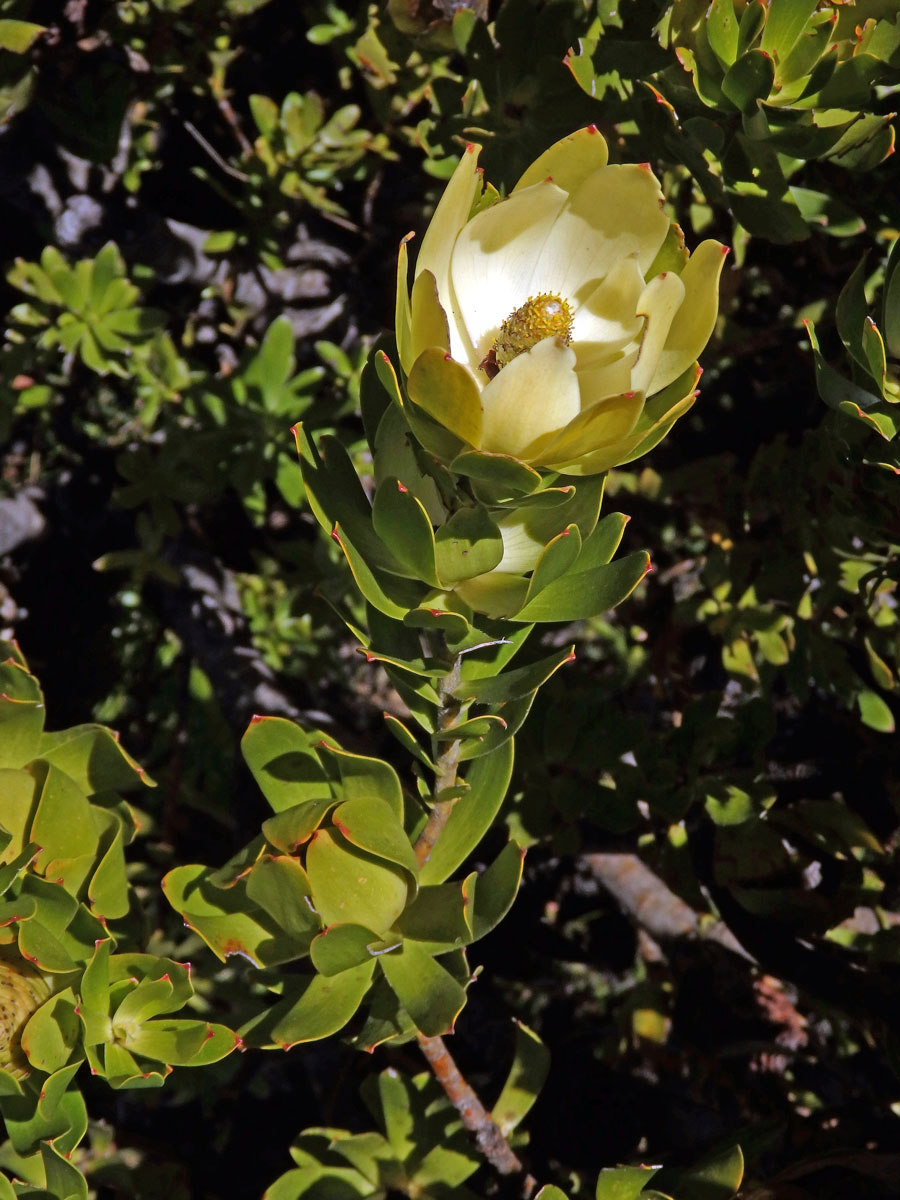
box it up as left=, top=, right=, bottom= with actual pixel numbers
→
left=332, top=522, right=427, bottom=618
left=836, top=257, right=872, bottom=374
left=524, top=524, right=582, bottom=607
left=124, top=1019, right=236, bottom=1067
left=0, top=659, right=44, bottom=767
left=404, top=598, right=473, bottom=644
left=760, top=0, right=817, bottom=61
left=789, top=187, right=864, bottom=239
left=514, top=551, right=651, bottom=623
left=241, top=716, right=333, bottom=813
left=882, top=235, right=900, bottom=360
left=246, top=854, right=320, bottom=940
left=491, top=1020, right=550, bottom=1136
left=241, top=960, right=375, bottom=1048
left=407, top=348, right=483, bottom=448
left=434, top=505, right=504, bottom=585
left=595, top=1165, right=660, bottom=1200
left=379, top=941, right=467, bottom=1036
left=306, top=829, right=409, bottom=934
left=42, top=1140, right=88, bottom=1200
left=321, top=745, right=405, bottom=823
left=87, top=807, right=131, bottom=920
left=0, top=768, right=39, bottom=862
left=657, top=1146, right=743, bottom=1200
left=296, top=427, right=403, bottom=576
left=721, top=50, right=775, bottom=112
left=706, top=0, right=740, bottom=67
left=453, top=646, right=574, bottom=705
left=162, top=863, right=318, bottom=966
left=36, top=723, right=152, bottom=793
left=466, top=840, right=524, bottom=941
left=31, top=762, right=98, bottom=872
left=21, top=988, right=79, bottom=1074
left=457, top=691, right=533, bottom=762
left=419, top=739, right=514, bottom=887
left=393, top=880, right=472, bottom=952
left=450, top=449, right=543, bottom=496
left=262, top=799, right=337, bottom=853
left=3, top=1077, right=87, bottom=1156
left=436, top=714, right=507, bottom=743
left=332, top=797, right=418, bottom=880
left=249, top=92, right=280, bottom=136
left=0, top=20, right=45, bottom=53
left=736, top=0, right=766, bottom=55
left=858, top=689, right=894, bottom=733
left=310, top=922, right=384, bottom=975
left=372, top=477, right=439, bottom=586
left=384, top=714, right=436, bottom=772
left=370, top=1069, right=416, bottom=1161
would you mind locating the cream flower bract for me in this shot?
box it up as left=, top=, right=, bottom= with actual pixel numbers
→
left=397, top=127, right=727, bottom=476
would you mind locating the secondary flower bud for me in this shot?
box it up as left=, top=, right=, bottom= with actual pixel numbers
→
left=0, top=954, right=50, bottom=1078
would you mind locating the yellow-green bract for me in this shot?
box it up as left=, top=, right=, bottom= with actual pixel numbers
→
left=396, top=126, right=727, bottom=476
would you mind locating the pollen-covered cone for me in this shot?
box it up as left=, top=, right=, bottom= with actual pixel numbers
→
left=0, top=952, right=50, bottom=1078
left=396, top=127, right=726, bottom=475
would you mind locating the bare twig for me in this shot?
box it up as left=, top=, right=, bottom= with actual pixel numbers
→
left=584, top=852, right=753, bottom=960
left=183, top=119, right=251, bottom=182
left=215, top=94, right=254, bottom=157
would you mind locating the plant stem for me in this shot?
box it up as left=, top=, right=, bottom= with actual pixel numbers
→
left=413, top=654, right=462, bottom=869
left=412, top=653, right=533, bottom=1194
left=417, top=1033, right=532, bottom=1188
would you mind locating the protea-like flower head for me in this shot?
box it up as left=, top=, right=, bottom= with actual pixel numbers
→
left=396, top=126, right=727, bottom=476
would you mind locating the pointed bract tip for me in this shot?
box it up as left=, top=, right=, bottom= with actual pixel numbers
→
left=587, top=123, right=600, bottom=134
left=250, top=713, right=265, bottom=723
left=397, top=480, right=408, bottom=492
left=379, top=350, right=390, bottom=361
left=444, top=353, right=454, bottom=362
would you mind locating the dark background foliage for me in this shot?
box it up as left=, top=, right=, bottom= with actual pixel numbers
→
left=1, top=0, right=900, bottom=1195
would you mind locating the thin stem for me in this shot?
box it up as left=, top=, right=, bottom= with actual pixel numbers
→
left=417, top=1033, right=534, bottom=1191
left=411, top=653, right=533, bottom=1194
left=413, top=655, right=462, bottom=869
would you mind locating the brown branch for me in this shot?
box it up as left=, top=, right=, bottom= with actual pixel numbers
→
left=584, top=852, right=754, bottom=960
left=413, top=734, right=461, bottom=868
left=417, top=1033, right=534, bottom=1191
